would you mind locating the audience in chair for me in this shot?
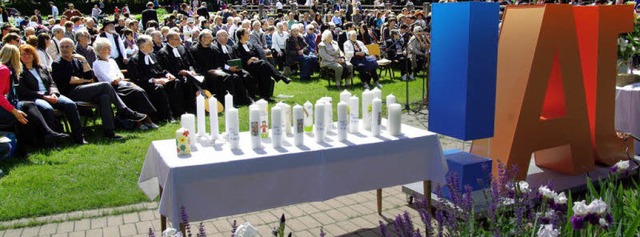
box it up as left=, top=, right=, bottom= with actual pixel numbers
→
left=318, top=30, right=352, bottom=89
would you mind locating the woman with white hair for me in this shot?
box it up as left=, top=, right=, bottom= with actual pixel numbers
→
left=92, top=37, right=158, bottom=129
left=318, top=30, right=352, bottom=89
left=344, top=30, right=380, bottom=89
left=407, top=26, right=430, bottom=80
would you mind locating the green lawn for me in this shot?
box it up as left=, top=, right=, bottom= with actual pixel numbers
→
left=0, top=70, right=427, bottom=222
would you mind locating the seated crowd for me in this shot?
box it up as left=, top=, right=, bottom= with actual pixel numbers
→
left=0, top=1, right=432, bottom=153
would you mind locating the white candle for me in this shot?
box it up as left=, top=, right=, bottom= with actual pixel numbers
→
left=340, top=89, right=351, bottom=104
left=337, top=101, right=348, bottom=141
left=371, top=98, right=382, bottom=136
left=225, top=92, right=233, bottom=135
left=293, top=104, right=304, bottom=146
left=349, top=96, right=359, bottom=133
left=176, top=128, right=191, bottom=155
left=196, top=95, right=206, bottom=136
left=388, top=103, right=402, bottom=136
left=314, top=101, right=325, bottom=143
left=303, top=101, right=313, bottom=133
left=362, top=89, right=373, bottom=130
left=278, top=103, right=292, bottom=135
left=372, top=87, right=382, bottom=100
left=180, top=113, right=196, bottom=143
left=209, top=97, right=219, bottom=140
left=323, top=97, right=333, bottom=132
left=386, top=93, right=396, bottom=109
left=249, top=105, right=262, bottom=149
left=271, top=106, right=282, bottom=148
left=228, top=108, right=240, bottom=149
left=256, top=99, right=269, bottom=139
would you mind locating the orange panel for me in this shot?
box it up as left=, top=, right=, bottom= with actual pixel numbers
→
left=574, top=5, right=635, bottom=165
left=487, top=5, right=594, bottom=180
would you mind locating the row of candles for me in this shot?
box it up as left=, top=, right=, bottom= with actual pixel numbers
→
left=176, top=87, right=403, bottom=154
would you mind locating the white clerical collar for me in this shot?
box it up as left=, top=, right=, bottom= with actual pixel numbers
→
left=169, top=45, right=180, bottom=57
left=144, top=54, right=154, bottom=65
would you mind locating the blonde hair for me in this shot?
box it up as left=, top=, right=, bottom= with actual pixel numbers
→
left=0, top=45, right=22, bottom=75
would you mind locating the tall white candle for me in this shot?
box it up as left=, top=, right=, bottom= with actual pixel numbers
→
left=362, top=89, right=373, bottom=130
left=228, top=108, right=240, bottom=149
left=323, top=97, right=333, bottom=132
left=340, top=89, right=351, bottom=104
left=278, top=103, right=292, bottom=135
left=372, top=87, right=382, bottom=100
left=293, top=104, right=304, bottom=146
left=303, top=101, right=313, bottom=133
left=349, top=96, right=359, bottom=133
left=314, top=101, right=325, bottom=143
left=256, top=99, right=269, bottom=139
left=271, top=106, right=282, bottom=148
left=196, top=95, right=206, bottom=136
left=225, top=92, right=233, bottom=135
left=371, top=98, right=382, bottom=136
left=337, top=101, right=348, bottom=141
left=388, top=103, right=402, bottom=136
left=386, top=93, right=396, bottom=109
left=249, top=105, right=262, bottom=149
left=209, top=97, right=219, bottom=140
left=180, top=113, right=196, bottom=143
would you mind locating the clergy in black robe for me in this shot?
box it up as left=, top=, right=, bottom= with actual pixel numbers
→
left=233, top=28, right=291, bottom=101
left=157, top=31, right=199, bottom=113
left=127, top=35, right=185, bottom=122
left=190, top=30, right=253, bottom=107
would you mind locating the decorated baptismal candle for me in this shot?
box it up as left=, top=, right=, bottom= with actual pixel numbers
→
left=196, top=95, right=206, bottom=136
left=340, top=89, right=351, bottom=104
left=181, top=113, right=196, bottom=143
left=314, top=100, right=325, bottom=143
left=337, top=101, right=348, bottom=141
left=293, top=104, right=304, bottom=146
left=227, top=108, right=240, bottom=149
left=256, top=99, right=269, bottom=139
left=388, top=103, right=402, bottom=136
left=349, top=96, right=359, bottom=133
left=278, top=102, right=292, bottom=135
left=303, top=101, right=313, bottom=133
left=371, top=98, right=382, bottom=136
left=362, top=89, right=373, bottom=130
left=176, top=128, right=191, bottom=155
left=271, top=106, right=283, bottom=148
left=209, top=97, right=219, bottom=140
left=249, top=105, right=262, bottom=149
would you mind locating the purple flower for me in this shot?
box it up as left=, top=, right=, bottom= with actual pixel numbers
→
left=418, top=207, right=433, bottom=235
left=605, top=213, right=614, bottom=224
left=378, top=221, right=388, bottom=237
left=231, top=220, right=237, bottom=237
left=197, top=223, right=206, bottom=237
left=148, top=228, right=155, bottom=237
left=180, top=206, right=191, bottom=236
left=393, top=215, right=405, bottom=236
left=413, top=229, right=423, bottom=237
left=571, top=215, right=585, bottom=230
left=584, top=213, right=600, bottom=225
left=320, top=227, right=326, bottom=237
left=403, top=211, right=415, bottom=236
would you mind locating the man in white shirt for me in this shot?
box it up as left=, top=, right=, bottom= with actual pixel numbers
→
left=50, top=2, right=59, bottom=20
left=98, top=19, right=128, bottom=69
left=47, top=25, right=65, bottom=61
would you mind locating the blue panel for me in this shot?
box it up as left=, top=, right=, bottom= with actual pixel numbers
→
left=428, top=2, right=499, bottom=141
left=439, top=151, right=493, bottom=199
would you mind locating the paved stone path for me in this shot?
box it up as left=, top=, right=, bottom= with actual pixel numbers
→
left=0, top=109, right=469, bottom=237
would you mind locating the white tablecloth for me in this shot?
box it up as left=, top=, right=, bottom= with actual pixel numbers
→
left=616, top=83, right=640, bottom=154
left=138, top=121, right=447, bottom=227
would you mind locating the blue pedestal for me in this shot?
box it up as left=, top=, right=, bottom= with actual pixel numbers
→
left=440, top=150, right=492, bottom=199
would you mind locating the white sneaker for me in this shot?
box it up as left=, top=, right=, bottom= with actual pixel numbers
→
left=363, top=83, right=370, bottom=90
left=401, top=74, right=408, bottom=81
left=410, top=74, right=415, bottom=80
left=146, top=122, right=159, bottom=129
left=375, top=82, right=383, bottom=89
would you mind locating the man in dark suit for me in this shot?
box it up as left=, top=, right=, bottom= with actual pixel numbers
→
left=385, top=29, right=411, bottom=81
left=157, top=31, right=198, bottom=113
left=234, top=28, right=290, bottom=101
left=127, top=35, right=184, bottom=122
left=285, top=25, right=317, bottom=81
left=196, top=2, right=210, bottom=21
left=141, top=2, right=158, bottom=31
left=190, top=29, right=253, bottom=106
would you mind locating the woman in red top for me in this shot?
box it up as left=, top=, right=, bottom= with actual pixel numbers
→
left=0, top=45, right=68, bottom=146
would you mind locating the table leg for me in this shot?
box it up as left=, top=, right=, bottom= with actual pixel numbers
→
left=180, top=223, right=185, bottom=236
left=377, top=189, right=382, bottom=215
left=423, top=180, right=431, bottom=210
left=159, top=185, right=166, bottom=231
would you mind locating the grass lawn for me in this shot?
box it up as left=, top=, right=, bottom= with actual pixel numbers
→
left=0, top=70, right=427, bottom=222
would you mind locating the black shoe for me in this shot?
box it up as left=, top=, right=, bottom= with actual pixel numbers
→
left=117, top=108, right=147, bottom=122
left=281, top=77, right=292, bottom=84
left=104, top=131, right=124, bottom=140
left=75, top=138, right=89, bottom=145
left=44, top=132, right=69, bottom=144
